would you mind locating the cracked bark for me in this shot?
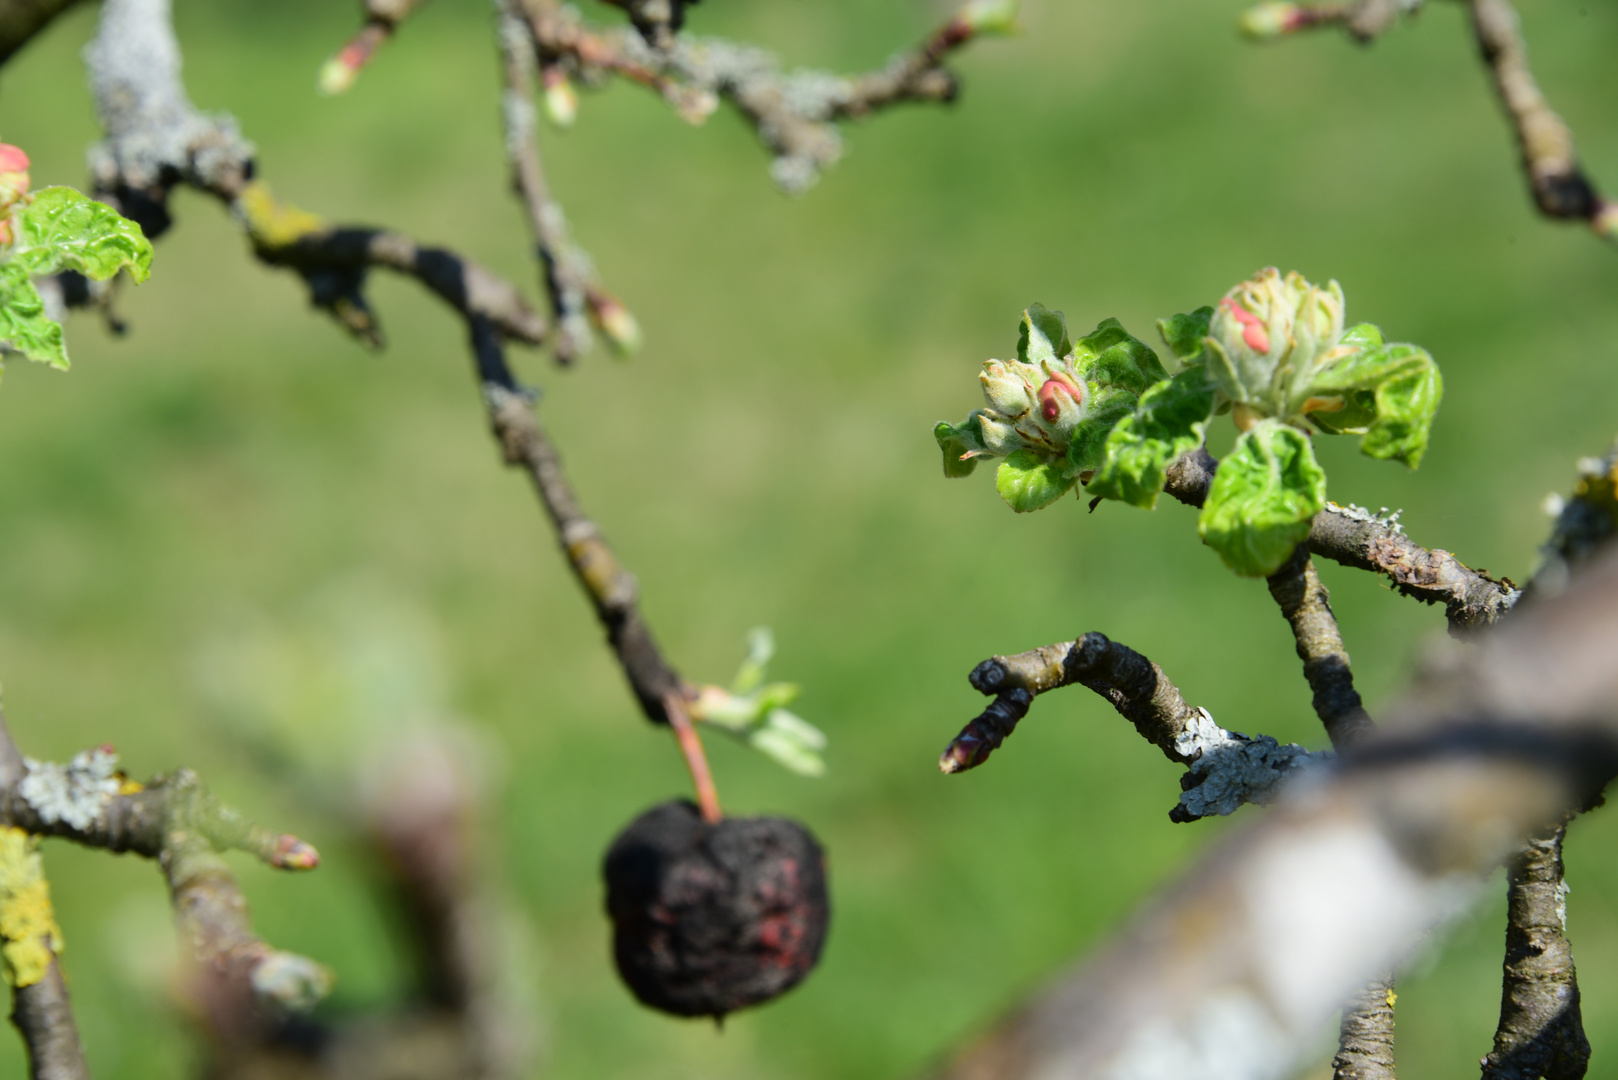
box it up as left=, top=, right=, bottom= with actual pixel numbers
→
left=1480, top=823, right=1591, bottom=1080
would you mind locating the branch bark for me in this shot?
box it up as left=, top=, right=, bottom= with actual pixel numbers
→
left=1267, top=544, right=1375, bottom=751
left=1164, top=445, right=1519, bottom=632
left=1480, top=822, right=1591, bottom=1080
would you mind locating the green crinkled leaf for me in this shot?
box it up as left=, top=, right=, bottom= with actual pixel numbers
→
left=1088, top=367, right=1217, bottom=508
left=1017, top=303, right=1071, bottom=367
left=1198, top=420, right=1326, bottom=577
left=0, top=261, right=65, bottom=368
left=1157, top=307, right=1214, bottom=365
left=1307, top=341, right=1442, bottom=467
left=1066, top=388, right=1138, bottom=473
left=934, top=418, right=983, bottom=478
left=13, top=187, right=152, bottom=283
left=996, top=449, right=1075, bottom=512
left=1072, top=318, right=1166, bottom=393
left=1338, top=323, right=1382, bottom=351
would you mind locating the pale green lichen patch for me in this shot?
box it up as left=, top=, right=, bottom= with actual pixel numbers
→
left=0, top=825, right=63, bottom=988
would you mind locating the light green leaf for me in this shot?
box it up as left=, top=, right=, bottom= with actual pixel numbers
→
left=996, top=449, right=1076, bottom=512
left=1198, top=420, right=1326, bottom=576
left=1016, top=303, right=1070, bottom=366
left=1157, top=307, right=1214, bottom=366
left=13, top=187, right=152, bottom=283
left=1088, top=367, right=1217, bottom=507
left=1306, top=341, right=1442, bottom=467
left=935, top=418, right=984, bottom=477
left=0, top=261, right=65, bottom=368
left=1066, top=388, right=1138, bottom=473
left=746, top=708, right=827, bottom=777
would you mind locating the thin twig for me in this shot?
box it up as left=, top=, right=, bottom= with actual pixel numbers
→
left=318, top=0, right=433, bottom=95
left=1470, top=0, right=1615, bottom=240
left=0, top=0, right=85, bottom=63
left=519, top=0, right=993, bottom=192
left=939, top=632, right=1324, bottom=821
left=1481, top=822, right=1591, bottom=1080
left=498, top=3, right=625, bottom=363
left=476, top=336, right=688, bottom=727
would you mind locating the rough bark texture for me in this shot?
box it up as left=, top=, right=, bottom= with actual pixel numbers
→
left=1481, top=824, right=1591, bottom=1080
left=1334, top=975, right=1398, bottom=1080
left=1164, top=447, right=1517, bottom=632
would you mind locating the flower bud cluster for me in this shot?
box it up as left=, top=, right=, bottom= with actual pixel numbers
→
left=1205, top=267, right=1361, bottom=427
left=943, top=305, right=1092, bottom=476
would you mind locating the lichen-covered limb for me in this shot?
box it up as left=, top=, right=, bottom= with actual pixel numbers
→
left=498, top=3, right=627, bottom=363
left=1529, top=439, right=1618, bottom=601
left=1470, top=0, right=1615, bottom=239
left=926, top=545, right=1618, bottom=1080
left=478, top=354, right=687, bottom=728
left=0, top=714, right=328, bottom=1045
left=1164, top=446, right=1517, bottom=632
left=1267, top=545, right=1375, bottom=750
left=518, top=0, right=991, bottom=193
left=0, top=0, right=83, bottom=64
left=81, top=0, right=548, bottom=350
left=1481, top=823, right=1591, bottom=1080
left=939, top=632, right=1325, bottom=821
left=0, top=725, right=88, bottom=1080
left=1334, top=974, right=1397, bottom=1080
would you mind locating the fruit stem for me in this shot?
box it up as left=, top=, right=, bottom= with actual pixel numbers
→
left=664, top=691, right=723, bottom=823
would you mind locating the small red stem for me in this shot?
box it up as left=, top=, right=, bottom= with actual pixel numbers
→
left=664, top=691, right=722, bottom=824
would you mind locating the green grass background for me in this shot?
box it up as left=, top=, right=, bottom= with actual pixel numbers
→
left=2, top=0, right=1617, bottom=1076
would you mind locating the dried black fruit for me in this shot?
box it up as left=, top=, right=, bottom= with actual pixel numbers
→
left=603, top=800, right=830, bottom=1019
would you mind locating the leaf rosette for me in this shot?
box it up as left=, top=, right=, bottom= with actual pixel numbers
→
left=935, top=268, right=1443, bottom=577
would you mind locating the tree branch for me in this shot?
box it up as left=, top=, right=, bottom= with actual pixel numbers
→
left=0, top=720, right=88, bottom=1080
left=927, top=542, right=1618, bottom=1080
left=938, top=632, right=1325, bottom=821
left=1334, top=975, right=1398, bottom=1080
left=0, top=0, right=83, bottom=65
left=1267, top=544, right=1375, bottom=750
left=0, top=712, right=329, bottom=1049
left=1481, top=822, right=1591, bottom=1080
left=1164, top=446, right=1519, bottom=632
left=1239, top=1, right=1424, bottom=43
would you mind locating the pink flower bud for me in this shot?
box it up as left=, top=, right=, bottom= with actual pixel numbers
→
left=1037, top=376, right=1084, bottom=421
left=1220, top=297, right=1271, bottom=355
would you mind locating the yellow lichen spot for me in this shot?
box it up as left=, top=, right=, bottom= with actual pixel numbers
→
left=1572, top=460, right=1618, bottom=526
left=0, top=826, right=62, bottom=988
left=1386, top=988, right=1398, bottom=1008
left=117, top=776, right=144, bottom=796
left=237, top=182, right=326, bottom=251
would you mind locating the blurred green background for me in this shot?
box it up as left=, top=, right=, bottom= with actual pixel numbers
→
left=2, top=0, right=1617, bottom=1077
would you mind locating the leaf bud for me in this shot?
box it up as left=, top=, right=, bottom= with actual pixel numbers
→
left=542, top=66, right=579, bottom=128
left=960, top=0, right=1020, bottom=35
left=1237, top=2, right=1305, bottom=39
